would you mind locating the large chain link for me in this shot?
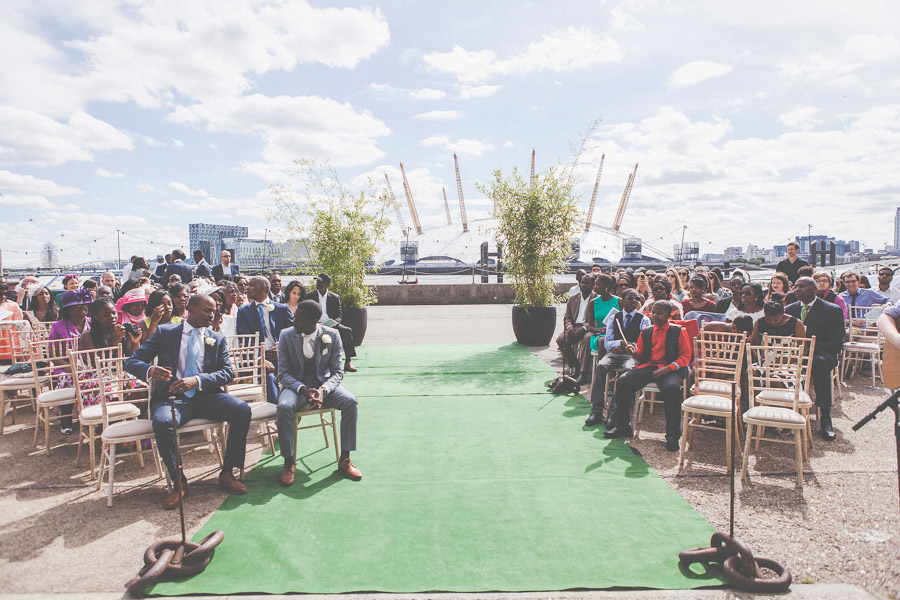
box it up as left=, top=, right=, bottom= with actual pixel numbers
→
left=679, top=531, right=791, bottom=593
left=125, top=530, right=224, bottom=596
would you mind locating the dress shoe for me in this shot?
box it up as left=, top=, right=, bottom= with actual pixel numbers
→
left=278, top=464, right=295, bottom=487
left=163, top=484, right=188, bottom=510
left=218, top=470, right=247, bottom=494
left=605, top=417, right=615, bottom=429
left=338, top=457, right=362, bottom=481
left=584, top=412, right=604, bottom=427
left=344, top=361, right=358, bottom=373
left=603, top=426, right=633, bottom=439
left=665, top=439, right=680, bottom=452
left=820, top=423, right=836, bottom=441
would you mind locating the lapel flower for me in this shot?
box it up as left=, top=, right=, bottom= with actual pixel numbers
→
left=321, top=332, right=332, bottom=345
left=263, top=301, right=275, bottom=312
left=204, top=336, right=216, bottom=347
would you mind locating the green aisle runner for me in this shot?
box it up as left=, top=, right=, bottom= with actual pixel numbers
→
left=152, top=343, right=722, bottom=595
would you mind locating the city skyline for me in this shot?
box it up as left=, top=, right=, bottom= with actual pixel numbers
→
left=2, top=1, right=900, bottom=268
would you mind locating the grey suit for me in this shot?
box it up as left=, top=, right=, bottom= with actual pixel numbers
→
left=275, top=325, right=357, bottom=463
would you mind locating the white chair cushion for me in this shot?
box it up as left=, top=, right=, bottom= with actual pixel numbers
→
left=230, top=384, right=264, bottom=401
left=179, top=417, right=223, bottom=432
left=102, top=418, right=154, bottom=441
left=755, top=389, right=812, bottom=407
left=743, top=406, right=806, bottom=426
left=37, top=387, right=77, bottom=405
left=80, top=402, right=141, bottom=423
left=682, top=394, right=735, bottom=415
left=693, top=380, right=740, bottom=396
left=845, top=342, right=879, bottom=352
left=250, top=401, right=276, bottom=421
left=0, top=374, right=46, bottom=389
left=643, top=382, right=660, bottom=393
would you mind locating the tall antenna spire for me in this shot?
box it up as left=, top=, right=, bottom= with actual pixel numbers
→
left=384, top=173, right=406, bottom=230
left=453, top=153, right=469, bottom=232
left=399, top=162, right=423, bottom=235
left=529, top=149, right=536, bottom=188
left=584, top=154, right=604, bottom=231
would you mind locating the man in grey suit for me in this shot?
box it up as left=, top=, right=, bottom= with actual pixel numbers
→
left=275, top=300, right=361, bottom=486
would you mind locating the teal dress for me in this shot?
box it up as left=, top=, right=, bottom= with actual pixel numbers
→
left=589, top=296, right=620, bottom=353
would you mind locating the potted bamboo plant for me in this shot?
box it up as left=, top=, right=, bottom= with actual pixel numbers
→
left=484, top=165, right=581, bottom=346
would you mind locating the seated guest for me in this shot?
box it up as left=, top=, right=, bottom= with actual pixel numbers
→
left=614, top=277, right=632, bottom=299
left=813, top=271, right=848, bottom=321
left=101, top=271, right=120, bottom=299
left=665, top=269, right=686, bottom=302
left=27, top=283, right=58, bottom=323
left=49, top=289, right=93, bottom=434
left=797, top=265, right=814, bottom=279
left=126, top=294, right=250, bottom=507
left=269, top=273, right=284, bottom=303
left=53, top=274, right=80, bottom=307
left=236, top=276, right=293, bottom=403
left=304, top=273, right=359, bottom=373
left=750, top=295, right=805, bottom=344
left=96, top=285, right=114, bottom=301
left=81, top=279, right=98, bottom=300
left=681, top=276, right=717, bottom=314
left=556, top=273, right=595, bottom=379
left=726, top=283, right=765, bottom=322
left=766, top=273, right=790, bottom=302
left=586, top=289, right=650, bottom=427
left=875, top=266, right=900, bottom=303
left=235, top=275, right=249, bottom=306
left=275, top=300, right=361, bottom=486
left=168, top=283, right=189, bottom=320
left=579, top=274, right=617, bottom=385
left=81, top=297, right=142, bottom=356
left=164, top=249, right=193, bottom=284
left=15, top=276, right=38, bottom=309
left=840, top=271, right=887, bottom=309
left=141, top=289, right=182, bottom=343
left=568, top=269, right=587, bottom=297
left=604, top=300, right=691, bottom=451
left=221, top=281, right=239, bottom=317
left=282, top=280, right=305, bottom=315
left=642, top=278, right=684, bottom=319
left=715, top=271, right=747, bottom=314
left=703, top=315, right=754, bottom=337
left=859, top=275, right=872, bottom=289
left=167, top=274, right=183, bottom=286
left=116, top=289, right=148, bottom=329
left=711, top=267, right=728, bottom=298
left=212, top=250, right=240, bottom=282
left=785, top=277, right=844, bottom=441
left=635, top=271, right=652, bottom=300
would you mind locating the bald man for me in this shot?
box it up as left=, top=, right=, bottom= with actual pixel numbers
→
left=236, top=275, right=294, bottom=403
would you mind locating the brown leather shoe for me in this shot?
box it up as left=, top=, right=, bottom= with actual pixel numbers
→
left=218, top=470, right=247, bottom=495
left=344, top=361, right=358, bottom=373
left=163, top=485, right=188, bottom=510
left=278, top=464, right=295, bottom=487
left=338, top=457, right=362, bottom=481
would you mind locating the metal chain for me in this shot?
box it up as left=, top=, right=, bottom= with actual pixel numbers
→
left=679, top=530, right=791, bottom=593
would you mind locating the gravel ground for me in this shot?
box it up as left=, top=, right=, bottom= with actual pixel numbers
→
left=0, top=303, right=897, bottom=598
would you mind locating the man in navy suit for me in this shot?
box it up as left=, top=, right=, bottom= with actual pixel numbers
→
left=125, top=294, right=251, bottom=509
left=785, top=277, right=845, bottom=441
left=236, top=276, right=294, bottom=403
left=212, top=250, right=240, bottom=282
left=164, top=249, right=194, bottom=284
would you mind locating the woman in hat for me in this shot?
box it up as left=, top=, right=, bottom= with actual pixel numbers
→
left=115, top=288, right=148, bottom=329
left=48, top=289, right=93, bottom=434
left=26, top=283, right=58, bottom=323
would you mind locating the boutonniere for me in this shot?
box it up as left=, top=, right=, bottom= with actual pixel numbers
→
left=204, top=336, right=216, bottom=347
left=321, top=332, right=332, bottom=345
left=264, top=301, right=275, bottom=312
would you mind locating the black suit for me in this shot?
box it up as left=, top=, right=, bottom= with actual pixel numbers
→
left=164, top=260, right=194, bottom=284
left=212, top=263, right=240, bottom=282
left=304, top=290, right=356, bottom=360
left=785, top=298, right=844, bottom=427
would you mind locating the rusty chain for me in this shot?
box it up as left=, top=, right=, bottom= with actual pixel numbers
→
left=125, top=530, right=224, bottom=596
left=679, top=530, right=791, bottom=593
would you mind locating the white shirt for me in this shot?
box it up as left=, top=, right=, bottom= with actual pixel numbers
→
left=568, top=284, right=580, bottom=297
left=122, top=263, right=133, bottom=281
left=877, top=285, right=900, bottom=303
left=576, top=294, right=590, bottom=324
left=177, top=322, right=204, bottom=390
left=317, top=291, right=330, bottom=322
left=252, top=301, right=277, bottom=349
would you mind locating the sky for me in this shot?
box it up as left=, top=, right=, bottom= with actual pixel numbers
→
left=2, top=0, right=900, bottom=268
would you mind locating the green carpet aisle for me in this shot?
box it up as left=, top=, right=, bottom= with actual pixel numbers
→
left=151, top=343, right=723, bottom=594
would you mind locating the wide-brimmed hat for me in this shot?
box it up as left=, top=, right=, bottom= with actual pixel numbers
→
left=59, top=289, right=93, bottom=309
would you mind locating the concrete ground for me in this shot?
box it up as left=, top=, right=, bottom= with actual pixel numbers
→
left=0, top=304, right=895, bottom=599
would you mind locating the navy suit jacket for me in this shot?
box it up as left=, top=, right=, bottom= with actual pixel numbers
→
left=235, top=301, right=294, bottom=345
left=785, top=299, right=844, bottom=359
left=303, top=290, right=343, bottom=324
left=195, top=259, right=211, bottom=278
left=125, top=323, right=234, bottom=404
left=164, top=260, right=194, bottom=284
left=212, top=263, right=240, bottom=282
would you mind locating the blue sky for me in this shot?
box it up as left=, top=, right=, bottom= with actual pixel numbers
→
left=2, top=0, right=900, bottom=267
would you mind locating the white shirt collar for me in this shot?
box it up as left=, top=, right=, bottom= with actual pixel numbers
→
left=802, top=296, right=818, bottom=309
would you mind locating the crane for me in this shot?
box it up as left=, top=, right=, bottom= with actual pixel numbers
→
left=529, top=149, right=536, bottom=188
left=399, top=162, right=422, bottom=235
left=612, top=162, right=638, bottom=232
left=384, top=173, right=406, bottom=230
left=584, top=153, right=604, bottom=231
left=442, top=187, right=452, bottom=226
left=453, top=153, right=469, bottom=232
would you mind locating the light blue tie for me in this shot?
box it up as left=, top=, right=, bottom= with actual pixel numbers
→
left=623, top=313, right=631, bottom=331
left=256, top=303, right=267, bottom=334
left=183, top=328, right=201, bottom=398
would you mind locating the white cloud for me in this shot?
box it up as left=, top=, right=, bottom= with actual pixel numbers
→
left=412, top=110, right=466, bottom=121
left=0, top=1, right=391, bottom=116
left=168, top=93, right=391, bottom=176
left=143, top=136, right=165, bottom=147
left=409, top=88, right=446, bottom=100
left=0, top=169, right=80, bottom=211
left=667, top=60, right=733, bottom=89
left=845, top=33, right=900, bottom=62
left=779, top=34, right=900, bottom=86
left=136, top=183, right=162, bottom=193
left=458, top=85, right=502, bottom=99
left=609, top=8, right=645, bottom=34
left=778, top=106, right=821, bottom=130
left=421, top=135, right=494, bottom=157
left=423, top=26, right=623, bottom=84
left=0, top=107, right=133, bottom=166
left=169, top=181, right=209, bottom=197
left=95, top=167, right=124, bottom=178
left=171, top=139, right=184, bottom=147
left=503, top=140, right=515, bottom=148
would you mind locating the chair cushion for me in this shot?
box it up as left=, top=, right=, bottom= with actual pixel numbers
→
left=693, top=380, right=741, bottom=396
left=37, top=387, right=77, bottom=405
left=230, top=384, right=264, bottom=401
left=179, top=417, right=223, bottom=432
left=0, top=374, right=46, bottom=389
left=80, top=402, right=141, bottom=423
left=845, top=342, right=879, bottom=352
left=643, top=382, right=660, bottom=393
left=102, top=418, right=154, bottom=441
left=682, top=394, right=735, bottom=415
left=743, top=406, right=806, bottom=426
left=755, top=389, right=812, bottom=407
left=250, top=401, right=277, bottom=421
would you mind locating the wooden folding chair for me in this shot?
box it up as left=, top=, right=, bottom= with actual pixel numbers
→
left=0, top=321, right=41, bottom=432
left=843, top=306, right=883, bottom=388
left=30, top=337, right=79, bottom=450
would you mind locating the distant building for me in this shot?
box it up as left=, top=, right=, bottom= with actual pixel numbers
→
left=221, top=237, right=306, bottom=270
left=673, top=242, right=699, bottom=264
left=622, top=238, right=643, bottom=261
left=724, top=247, right=743, bottom=260
left=189, top=223, right=248, bottom=262
left=701, top=253, right=726, bottom=263
left=773, top=245, right=788, bottom=258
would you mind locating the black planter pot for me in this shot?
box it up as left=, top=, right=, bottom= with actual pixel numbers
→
left=511, top=305, right=557, bottom=346
left=342, top=306, right=368, bottom=346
